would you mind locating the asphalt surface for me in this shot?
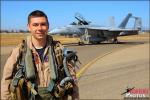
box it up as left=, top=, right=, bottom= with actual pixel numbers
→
left=79, top=43, right=149, bottom=99
left=1, top=37, right=149, bottom=99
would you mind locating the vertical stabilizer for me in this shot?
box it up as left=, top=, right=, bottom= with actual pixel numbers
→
left=133, top=17, right=142, bottom=30
left=118, top=13, right=132, bottom=28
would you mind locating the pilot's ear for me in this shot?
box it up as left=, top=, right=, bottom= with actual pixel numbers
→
left=27, top=24, right=31, bottom=31
left=47, top=22, right=49, bottom=29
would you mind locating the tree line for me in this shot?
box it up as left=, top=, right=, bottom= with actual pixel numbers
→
left=0, top=29, right=29, bottom=33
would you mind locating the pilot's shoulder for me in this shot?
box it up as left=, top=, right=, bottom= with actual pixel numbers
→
left=8, top=42, right=23, bottom=60
left=53, top=40, right=61, bottom=44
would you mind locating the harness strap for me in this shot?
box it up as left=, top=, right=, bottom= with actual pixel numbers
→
left=47, top=43, right=59, bottom=92
left=24, top=41, right=36, bottom=81
left=48, top=44, right=58, bottom=80
left=26, top=81, right=38, bottom=95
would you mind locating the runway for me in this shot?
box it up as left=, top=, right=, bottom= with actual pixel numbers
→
left=0, top=37, right=149, bottom=99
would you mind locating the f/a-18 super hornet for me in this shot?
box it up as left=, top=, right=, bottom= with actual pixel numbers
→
left=49, top=13, right=142, bottom=44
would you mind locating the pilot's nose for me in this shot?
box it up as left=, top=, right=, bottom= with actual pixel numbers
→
left=37, top=25, right=42, bottom=30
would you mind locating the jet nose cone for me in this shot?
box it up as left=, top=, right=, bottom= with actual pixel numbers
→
left=49, top=26, right=82, bottom=35
left=49, top=28, right=63, bottom=34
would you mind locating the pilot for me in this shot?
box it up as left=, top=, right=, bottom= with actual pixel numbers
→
left=1, top=10, right=79, bottom=100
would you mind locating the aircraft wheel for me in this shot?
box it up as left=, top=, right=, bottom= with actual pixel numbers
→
left=113, top=38, right=118, bottom=44
left=78, top=42, right=84, bottom=45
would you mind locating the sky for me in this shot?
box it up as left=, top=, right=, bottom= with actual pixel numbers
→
left=1, top=0, right=149, bottom=31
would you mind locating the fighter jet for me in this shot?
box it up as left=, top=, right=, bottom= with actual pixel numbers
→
left=49, top=13, right=142, bottom=44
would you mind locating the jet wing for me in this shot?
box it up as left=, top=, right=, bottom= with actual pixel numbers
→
left=86, top=26, right=138, bottom=32
left=85, top=26, right=109, bottom=30
left=109, top=28, right=139, bottom=32
left=108, top=28, right=139, bottom=36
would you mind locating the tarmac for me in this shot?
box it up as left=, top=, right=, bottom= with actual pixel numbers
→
left=91, top=43, right=149, bottom=69
left=79, top=43, right=149, bottom=99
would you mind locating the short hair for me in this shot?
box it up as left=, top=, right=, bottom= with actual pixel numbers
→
left=28, top=10, right=49, bottom=25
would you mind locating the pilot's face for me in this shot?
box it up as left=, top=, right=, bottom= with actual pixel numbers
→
left=28, top=17, right=49, bottom=40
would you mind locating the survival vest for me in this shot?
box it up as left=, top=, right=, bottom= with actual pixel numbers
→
left=10, top=36, right=79, bottom=100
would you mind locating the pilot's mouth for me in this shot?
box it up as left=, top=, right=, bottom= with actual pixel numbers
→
left=36, top=32, right=44, bottom=34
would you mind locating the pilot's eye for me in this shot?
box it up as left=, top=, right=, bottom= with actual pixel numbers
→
left=33, top=23, right=39, bottom=27
left=41, top=23, right=47, bottom=26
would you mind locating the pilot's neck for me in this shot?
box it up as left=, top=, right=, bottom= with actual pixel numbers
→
left=31, top=36, right=47, bottom=49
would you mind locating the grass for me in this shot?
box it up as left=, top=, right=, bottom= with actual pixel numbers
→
left=1, top=33, right=80, bottom=46
left=1, top=33, right=27, bottom=46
